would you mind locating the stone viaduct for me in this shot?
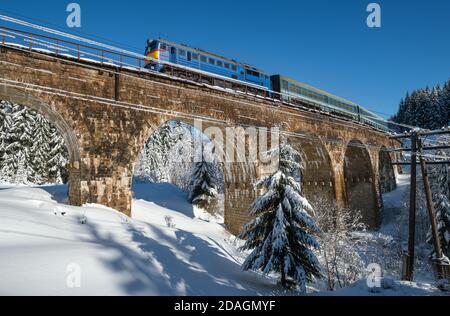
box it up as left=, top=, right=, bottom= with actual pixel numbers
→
left=0, top=45, right=398, bottom=235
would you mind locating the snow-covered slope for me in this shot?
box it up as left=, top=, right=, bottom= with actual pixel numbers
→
left=0, top=180, right=445, bottom=296
left=0, top=184, right=278, bottom=296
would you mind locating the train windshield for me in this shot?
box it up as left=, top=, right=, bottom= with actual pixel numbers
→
left=149, top=41, right=159, bottom=51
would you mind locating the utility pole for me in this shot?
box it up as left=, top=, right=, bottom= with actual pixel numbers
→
left=418, top=138, right=449, bottom=280
left=403, top=132, right=417, bottom=281
left=391, top=128, right=450, bottom=282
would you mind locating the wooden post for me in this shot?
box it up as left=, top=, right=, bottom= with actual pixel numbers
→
left=404, top=132, right=417, bottom=281
left=418, top=138, right=449, bottom=280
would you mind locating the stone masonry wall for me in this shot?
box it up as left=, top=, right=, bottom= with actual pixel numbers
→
left=0, top=46, right=398, bottom=234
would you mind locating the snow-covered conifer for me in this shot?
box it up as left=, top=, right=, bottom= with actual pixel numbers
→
left=240, top=141, right=321, bottom=292
left=188, top=146, right=219, bottom=208
left=47, top=129, right=69, bottom=184
left=0, top=101, right=69, bottom=184
left=13, top=150, right=28, bottom=184
left=429, top=162, right=450, bottom=258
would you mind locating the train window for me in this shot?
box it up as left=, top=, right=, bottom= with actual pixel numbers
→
left=178, top=49, right=186, bottom=56
left=200, top=55, right=207, bottom=62
left=171, top=47, right=176, bottom=54
left=208, top=58, right=215, bottom=65
left=192, top=53, right=199, bottom=60
left=246, top=69, right=260, bottom=77
left=217, top=60, right=223, bottom=67
left=231, top=65, right=237, bottom=71
left=224, top=63, right=230, bottom=69
left=160, top=44, right=167, bottom=50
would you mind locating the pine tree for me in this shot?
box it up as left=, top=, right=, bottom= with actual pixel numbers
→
left=29, top=112, right=51, bottom=184
left=442, top=80, right=450, bottom=126
left=13, top=150, right=28, bottom=184
left=188, top=148, right=219, bottom=208
left=392, top=79, right=450, bottom=129
left=1, top=103, right=26, bottom=183
left=428, top=87, right=443, bottom=129
left=141, top=122, right=178, bottom=182
left=429, top=163, right=450, bottom=258
left=47, top=128, right=69, bottom=184
left=433, top=193, right=450, bottom=258
left=239, top=142, right=321, bottom=292
left=0, top=152, right=15, bottom=183
left=0, top=101, right=8, bottom=176
left=0, top=100, right=69, bottom=185
left=168, top=124, right=196, bottom=190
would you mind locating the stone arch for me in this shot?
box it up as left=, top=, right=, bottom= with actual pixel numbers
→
left=0, top=85, right=82, bottom=206
left=131, top=115, right=201, bottom=168
left=378, top=146, right=396, bottom=194
left=289, top=134, right=336, bottom=205
left=0, top=85, right=80, bottom=163
left=132, top=116, right=226, bottom=208
left=344, top=139, right=378, bottom=227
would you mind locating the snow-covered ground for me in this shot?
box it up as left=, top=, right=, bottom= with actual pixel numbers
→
left=314, top=173, right=446, bottom=296
left=0, top=183, right=279, bottom=296
left=317, top=279, right=443, bottom=296
left=0, top=178, right=446, bottom=296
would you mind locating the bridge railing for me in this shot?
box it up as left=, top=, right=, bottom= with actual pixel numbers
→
left=0, top=26, right=391, bottom=133
left=0, top=26, right=146, bottom=69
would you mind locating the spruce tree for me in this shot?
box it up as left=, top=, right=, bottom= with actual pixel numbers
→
left=47, top=128, right=69, bottom=184
left=0, top=101, right=8, bottom=175
left=429, top=163, right=450, bottom=258
left=239, top=141, right=321, bottom=292
left=0, top=100, right=69, bottom=185
left=442, top=80, right=450, bottom=126
left=2, top=103, right=26, bottom=183
left=13, top=150, right=28, bottom=184
left=141, top=122, right=180, bottom=182
left=188, top=147, right=218, bottom=208
left=392, top=79, right=450, bottom=129
left=29, top=113, right=51, bottom=184
left=0, top=152, right=15, bottom=183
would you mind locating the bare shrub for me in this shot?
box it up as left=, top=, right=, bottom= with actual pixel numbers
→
left=313, top=198, right=368, bottom=291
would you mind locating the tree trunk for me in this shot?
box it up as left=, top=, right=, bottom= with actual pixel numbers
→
left=281, top=258, right=286, bottom=288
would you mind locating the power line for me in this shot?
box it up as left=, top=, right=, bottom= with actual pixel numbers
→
left=0, top=8, right=143, bottom=52
left=1, top=13, right=418, bottom=133
left=1, top=13, right=424, bottom=143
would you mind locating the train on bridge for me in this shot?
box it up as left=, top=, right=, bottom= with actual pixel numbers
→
left=145, top=39, right=389, bottom=131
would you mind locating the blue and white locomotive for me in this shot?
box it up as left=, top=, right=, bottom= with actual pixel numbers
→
left=145, top=39, right=271, bottom=88
left=145, top=38, right=389, bottom=131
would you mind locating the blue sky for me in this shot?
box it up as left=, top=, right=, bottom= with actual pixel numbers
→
left=1, top=0, right=449, bottom=117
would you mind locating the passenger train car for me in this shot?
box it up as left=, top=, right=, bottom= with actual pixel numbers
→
left=145, top=39, right=390, bottom=131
